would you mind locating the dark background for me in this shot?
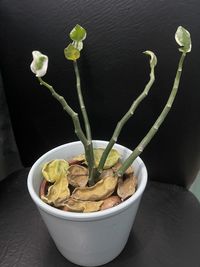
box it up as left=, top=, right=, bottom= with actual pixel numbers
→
left=0, top=0, right=200, bottom=186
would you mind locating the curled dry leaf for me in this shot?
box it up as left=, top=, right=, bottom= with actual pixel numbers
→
left=39, top=178, right=48, bottom=198
left=64, top=198, right=103, bottom=213
left=67, top=154, right=86, bottom=165
left=100, top=195, right=121, bottom=210
left=67, top=164, right=88, bottom=187
left=70, top=153, right=86, bottom=162
left=112, top=161, right=134, bottom=176
left=72, top=175, right=118, bottom=201
left=117, top=175, right=137, bottom=201
left=42, top=159, right=69, bottom=183
left=41, top=176, right=70, bottom=207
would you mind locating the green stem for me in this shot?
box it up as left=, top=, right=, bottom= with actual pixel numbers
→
left=96, top=60, right=156, bottom=176
left=37, top=77, right=93, bottom=167
left=73, top=61, right=92, bottom=140
left=117, top=52, right=186, bottom=177
left=73, top=61, right=95, bottom=185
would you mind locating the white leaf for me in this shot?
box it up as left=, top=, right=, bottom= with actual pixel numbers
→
left=30, top=51, right=48, bottom=77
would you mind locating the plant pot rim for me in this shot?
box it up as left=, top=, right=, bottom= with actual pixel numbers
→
left=27, top=140, right=148, bottom=221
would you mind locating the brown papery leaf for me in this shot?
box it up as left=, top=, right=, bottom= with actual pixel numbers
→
left=68, top=164, right=88, bottom=188
left=68, top=154, right=86, bottom=165
left=64, top=198, right=103, bottom=213
left=117, top=175, right=137, bottom=201
left=112, top=161, right=134, bottom=176
left=100, top=195, right=121, bottom=210
left=72, top=175, right=118, bottom=201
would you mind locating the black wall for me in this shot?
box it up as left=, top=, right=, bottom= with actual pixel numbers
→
left=0, top=0, right=200, bottom=186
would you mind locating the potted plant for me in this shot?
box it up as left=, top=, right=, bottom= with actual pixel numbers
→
left=27, top=25, right=191, bottom=266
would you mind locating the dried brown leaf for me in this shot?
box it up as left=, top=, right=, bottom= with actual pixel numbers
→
left=72, top=175, right=118, bottom=201
left=68, top=154, right=86, bottom=165
left=117, top=175, right=137, bottom=200
left=64, top=198, right=103, bottom=213
left=100, top=195, right=121, bottom=210
left=112, top=161, right=134, bottom=176
left=39, top=179, right=48, bottom=198
left=67, top=164, right=88, bottom=188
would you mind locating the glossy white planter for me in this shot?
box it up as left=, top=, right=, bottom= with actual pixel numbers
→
left=27, top=141, right=147, bottom=266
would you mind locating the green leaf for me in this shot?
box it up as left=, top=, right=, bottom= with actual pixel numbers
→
left=35, top=56, right=46, bottom=70
left=70, top=24, right=87, bottom=42
left=175, top=26, right=192, bottom=53
left=64, top=44, right=80, bottom=61
left=143, top=50, right=157, bottom=68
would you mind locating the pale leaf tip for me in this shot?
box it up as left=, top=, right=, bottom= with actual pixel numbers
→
left=175, top=26, right=192, bottom=53
left=143, top=50, right=157, bottom=67
left=30, top=50, right=48, bottom=77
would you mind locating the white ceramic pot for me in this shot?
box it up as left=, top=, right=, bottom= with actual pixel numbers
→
left=27, top=140, right=147, bottom=266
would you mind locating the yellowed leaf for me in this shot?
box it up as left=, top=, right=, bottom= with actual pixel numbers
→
left=93, top=148, right=120, bottom=169
left=41, top=176, right=70, bottom=206
left=42, top=159, right=69, bottom=183
left=71, top=148, right=120, bottom=169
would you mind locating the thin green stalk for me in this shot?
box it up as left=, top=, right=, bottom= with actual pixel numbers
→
left=96, top=53, right=156, bottom=176
left=73, top=61, right=95, bottom=184
left=37, top=77, right=93, bottom=169
left=73, top=60, right=92, bottom=140
left=117, top=52, right=186, bottom=177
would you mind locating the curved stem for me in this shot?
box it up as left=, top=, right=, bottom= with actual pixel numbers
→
left=96, top=60, right=156, bottom=175
left=117, top=52, right=186, bottom=177
left=37, top=77, right=93, bottom=167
